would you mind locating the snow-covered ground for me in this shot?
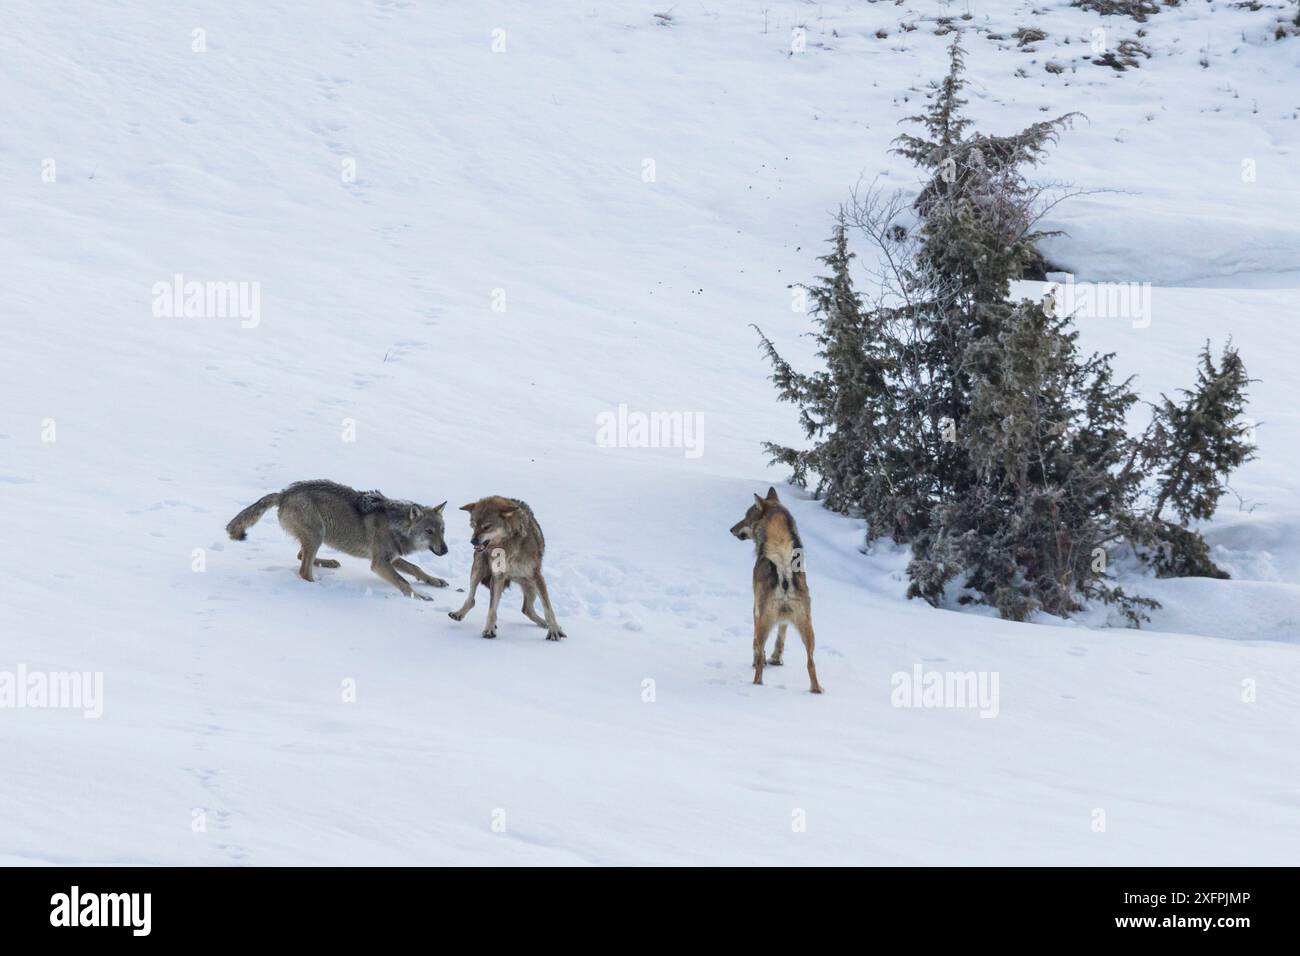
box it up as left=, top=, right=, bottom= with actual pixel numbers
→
left=1, top=1, right=1297, bottom=864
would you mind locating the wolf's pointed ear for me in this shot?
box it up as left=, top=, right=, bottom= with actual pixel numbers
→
left=499, top=508, right=517, bottom=519
left=753, top=493, right=766, bottom=509
left=433, top=501, right=447, bottom=515
left=766, top=486, right=780, bottom=502
left=459, top=502, right=476, bottom=512
left=409, top=505, right=424, bottom=522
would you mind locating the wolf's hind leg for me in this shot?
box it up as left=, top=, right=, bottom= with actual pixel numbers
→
left=280, top=503, right=325, bottom=582
left=753, top=611, right=775, bottom=685
left=795, top=612, right=822, bottom=694
left=768, top=623, right=787, bottom=666
left=295, top=537, right=323, bottom=582
left=393, top=558, right=447, bottom=588
left=533, top=574, right=565, bottom=640
left=520, top=582, right=548, bottom=627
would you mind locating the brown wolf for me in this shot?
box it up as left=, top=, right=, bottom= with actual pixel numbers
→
left=448, top=496, right=565, bottom=640
left=226, top=480, right=449, bottom=599
left=730, top=486, right=822, bottom=693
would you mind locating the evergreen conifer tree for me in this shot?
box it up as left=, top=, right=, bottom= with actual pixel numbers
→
left=756, top=37, right=1256, bottom=624
left=757, top=219, right=895, bottom=514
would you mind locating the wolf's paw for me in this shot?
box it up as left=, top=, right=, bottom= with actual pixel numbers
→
left=410, top=591, right=432, bottom=602
left=767, top=655, right=784, bottom=666
left=545, top=627, right=566, bottom=641
left=425, top=577, right=449, bottom=588
left=448, top=609, right=465, bottom=621
left=482, top=625, right=497, bottom=639
left=810, top=684, right=824, bottom=694
left=314, top=559, right=341, bottom=569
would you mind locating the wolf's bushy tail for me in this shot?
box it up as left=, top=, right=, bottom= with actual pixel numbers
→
left=226, top=492, right=281, bottom=540
left=769, top=550, right=795, bottom=592
left=763, top=512, right=798, bottom=592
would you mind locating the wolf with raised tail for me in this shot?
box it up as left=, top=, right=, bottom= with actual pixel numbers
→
left=226, top=480, right=449, bottom=599
left=730, top=486, right=822, bottom=693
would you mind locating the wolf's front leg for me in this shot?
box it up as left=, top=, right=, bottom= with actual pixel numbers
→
left=449, top=556, right=486, bottom=621
left=372, top=558, right=430, bottom=600
left=393, top=558, right=448, bottom=588
left=482, top=575, right=506, bottom=638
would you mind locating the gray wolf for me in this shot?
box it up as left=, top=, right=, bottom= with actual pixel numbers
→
left=730, top=486, right=822, bottom=693
left=448, top=496, right=565, bottom=640
left=226, top=480, right=449, bottom=599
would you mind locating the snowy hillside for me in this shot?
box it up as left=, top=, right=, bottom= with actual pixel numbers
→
left=2, top=1, right=1298, bottom=864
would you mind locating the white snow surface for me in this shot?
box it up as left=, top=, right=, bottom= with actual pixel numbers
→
left=1, top=1, right=1298, bottom=864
